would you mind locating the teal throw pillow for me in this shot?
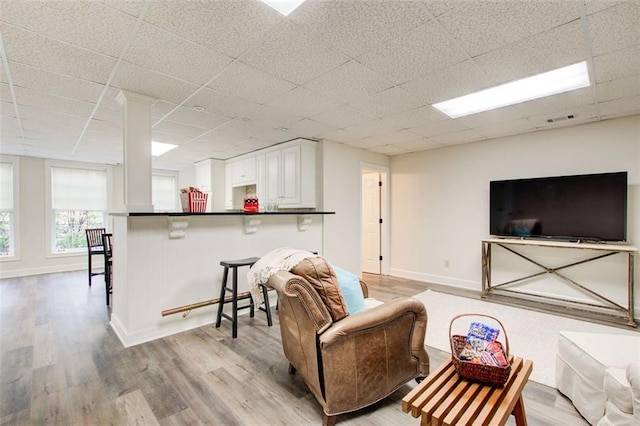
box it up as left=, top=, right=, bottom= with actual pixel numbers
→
left=331, top=264, right=365, bottom=315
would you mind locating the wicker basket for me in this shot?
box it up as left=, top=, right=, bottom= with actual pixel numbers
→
left=449, top=313, right=511, bottom=386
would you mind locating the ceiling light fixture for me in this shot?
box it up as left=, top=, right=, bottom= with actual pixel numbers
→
left=193, top=105, right=206, bottom=112
left=151, top=141, right=178, bottom=156
left=259, top=0, right=307, bottom=16
left=432, top=61, right=590, bottom=118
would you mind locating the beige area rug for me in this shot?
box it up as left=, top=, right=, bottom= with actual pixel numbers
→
left=412, top=290, right=639, bottom=388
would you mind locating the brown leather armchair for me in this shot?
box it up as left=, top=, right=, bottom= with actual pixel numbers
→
left=267, top=257, right=429, bottom=425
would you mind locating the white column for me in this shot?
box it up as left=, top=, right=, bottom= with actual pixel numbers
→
left=116, top=90, right=157, bottom=213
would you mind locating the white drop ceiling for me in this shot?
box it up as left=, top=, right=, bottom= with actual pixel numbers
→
left=1, top=0, right=638, bottom=171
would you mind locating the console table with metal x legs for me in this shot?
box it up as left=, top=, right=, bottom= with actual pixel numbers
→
left=481, top=238, right=637, bottom=327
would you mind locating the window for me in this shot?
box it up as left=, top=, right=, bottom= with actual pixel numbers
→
left=0, top=156, right=19, bottom=259
left=152, top=173, right=178, bottom=212
left=49, top=165, right=107, bottom=254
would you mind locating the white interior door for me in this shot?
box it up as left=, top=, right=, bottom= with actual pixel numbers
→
left=362, top=171, right=381, bottom=274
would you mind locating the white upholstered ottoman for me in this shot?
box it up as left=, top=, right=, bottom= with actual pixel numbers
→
left=555, top=331, right=640, bottom=425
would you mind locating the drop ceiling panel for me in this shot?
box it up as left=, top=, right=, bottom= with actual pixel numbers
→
left=599, top=95, right=640, bottom=118
left=9, top=62, right=105, bottom=103
left=592, top=46, right=640, bottom=83
left=515, top=87, right=595, bottom=118
left=436, top=2, right=582, bottom=57
left=289, top=0, right=431, bottom=58
left=369, top=144, right=410, bottom=156
left=310, top=105, right=375, bottom=129
left=285, top=118, right=338, bottom=138
left=151, top=131, right=193, bottom=146
left=303, top=60, right=392, bottom=104
left=431, top=129, right=484, bottom=145
left=103, top=0, right=148, bottom=18
left=394, top=138, right=444, bottom=152
left=18, top=104, right=87, bottom=130
left=267, top=86, right=341, bottom=118
left=154, top=105, right=233, bottom=131
left=361, top=129, right=425, bottom=145
left=186, top=88, right=257, bottom=119
left=343, top=118, right=404, bottom=139
left=381, top=106, right=447, bottom=129
left=0, top=1, right=137, bottom=57
left=588, top=3, right=640, bottom=56
left=152, top=120, right=209, bottom=140
left=12, top=87, right=95, bottom=118
left=124, top=23, right=234, bottom=86
left=143, top=0, right=283, bottom=59
left=400, top=60, right=492, bottom=105
left=473, top=21, right=586, bottom=85
left=110, top=62, right=200, bottom=104
left=240, top=103, right=303, bottom=128
left=1, top=24, right=117, bottom=84
left=357, top=21, right=468, bottom=85
left=239, top=20, right=350, bottom=85
left=474, top=118, right=537, bottom=140
left=348, top=86, right=424, bottom=119
left=596, top=75, right=640, bottom=102
left=409, top=118, right=469, bottom=138
left=321, top=129, right=365, bottom=144
left=206, top=61, right=296, bottom=105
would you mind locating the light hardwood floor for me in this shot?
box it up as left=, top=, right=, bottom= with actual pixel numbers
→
left=0, top=271, right=588, bottom=425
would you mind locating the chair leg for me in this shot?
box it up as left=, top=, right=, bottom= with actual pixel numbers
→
left=261, top=284, right=273, bottom=326
left=105, top=264, right=110, bottom=306
left=216, top=267, right=229, bottom=328
left=88, top=252, right=92, bottom=287
left=322, top=414, right=337, bottom=426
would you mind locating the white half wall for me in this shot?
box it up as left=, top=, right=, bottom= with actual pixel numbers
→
left=390, top=115, right=640, bottom=312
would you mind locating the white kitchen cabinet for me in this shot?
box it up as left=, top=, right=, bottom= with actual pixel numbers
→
left=258, top=139, right=316, bottom=208
left=194, top=158, right=225, bottom=212
left=229, top=156, right=256, bottom=187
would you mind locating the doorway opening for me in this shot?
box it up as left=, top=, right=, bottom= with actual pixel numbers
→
left=361, top=164, right=389, bottom=275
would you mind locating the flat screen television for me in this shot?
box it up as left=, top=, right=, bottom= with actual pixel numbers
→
left=489, top=171, right=627, bottom=242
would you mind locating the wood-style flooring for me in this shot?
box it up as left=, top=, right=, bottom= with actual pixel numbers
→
left=0, top=271, right=588, bottom=425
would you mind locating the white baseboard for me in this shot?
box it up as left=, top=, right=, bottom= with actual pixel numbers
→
left=389, top=268, right=478, bottom=291
left=0, top=263, right=86, bottom=279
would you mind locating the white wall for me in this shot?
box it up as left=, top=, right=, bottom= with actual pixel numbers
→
left=390, top=115, right=640, bottom=311
left=0, top=156, right=124, bottom=278
left=320, top=140, right=390, bottom=274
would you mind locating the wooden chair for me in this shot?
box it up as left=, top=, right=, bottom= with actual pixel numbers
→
left=102, top=233, right=113, bottom=306
left=85, top=228, right=106, bottom=286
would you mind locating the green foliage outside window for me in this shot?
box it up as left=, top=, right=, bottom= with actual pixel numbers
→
left=0, top=212, right=10, bottom=256
left=54, top=210, right=103, bottom=252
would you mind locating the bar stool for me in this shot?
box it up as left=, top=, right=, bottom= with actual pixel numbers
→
left=215, top=257, right=272, bottom=338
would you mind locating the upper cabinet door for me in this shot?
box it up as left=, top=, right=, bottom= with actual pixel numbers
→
left=280, top=144, right=301, bottom=206
left=264, top=151, right=281, bottom=203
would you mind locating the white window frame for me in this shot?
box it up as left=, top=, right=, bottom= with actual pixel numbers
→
left=45, top=160, right=111, bottom=258
left=152, top=169, right=179, bottom=212
left=0, top=155, right=20, bottom=261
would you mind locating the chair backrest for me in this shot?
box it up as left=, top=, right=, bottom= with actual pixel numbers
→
left=86, top=228, right=106, bottom=248
left=102, top=233, right=113, bottom=257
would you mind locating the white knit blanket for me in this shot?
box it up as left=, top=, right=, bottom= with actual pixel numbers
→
left=247, top=247, right=317, bottom=304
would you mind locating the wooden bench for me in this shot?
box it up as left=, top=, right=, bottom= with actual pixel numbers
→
left=402, top=356, right=533, bottom=426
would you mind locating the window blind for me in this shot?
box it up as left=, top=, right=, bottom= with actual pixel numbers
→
left=153, top=175, right=177, bottom=212
left=0, top=162, right=13, bottom=211
left=51, top=167, right=107, bottom=211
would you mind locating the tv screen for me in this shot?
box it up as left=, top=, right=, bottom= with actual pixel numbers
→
left=490, top=172, right=627, bottom=242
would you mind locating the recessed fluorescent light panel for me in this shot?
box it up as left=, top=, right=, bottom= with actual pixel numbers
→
left=260, top=0, right=307, bottom=16
left=432, top=61, right=590, bottom=118
left=151, top=141, right=178, bottom=157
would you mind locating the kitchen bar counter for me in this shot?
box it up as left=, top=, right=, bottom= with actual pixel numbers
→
left=109, top=211, right=328, bottom=347
left=112, top=210, right=335, bottom=216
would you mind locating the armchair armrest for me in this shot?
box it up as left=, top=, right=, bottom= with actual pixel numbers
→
left=319, top=297, right=428, bottom=367
left=317, top=297, right=429, bottom=414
